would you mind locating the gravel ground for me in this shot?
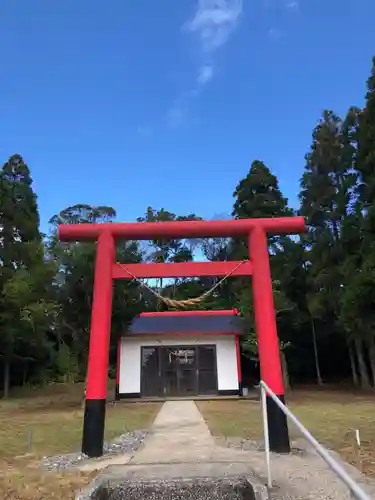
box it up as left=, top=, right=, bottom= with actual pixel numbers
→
left=215, top=437, right=307, bottom=457
left=99, top=477, right=258, bottom=500
left=215, top=436, right=261, bottom=451
left=42, top=430, right=147, bottom=471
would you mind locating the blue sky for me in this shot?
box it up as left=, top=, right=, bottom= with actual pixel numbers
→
left=1, top=0, right=374, bottom=233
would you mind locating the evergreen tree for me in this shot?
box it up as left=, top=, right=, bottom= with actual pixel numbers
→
left=232, top=160, right=293, bottom=220
left=2, top=242, right=58, bottom=390
left=0, top=154, right=47, bottom=396
left=0, top=154, right=40, bottom=273
left=357, top=56, right=375, bottom=232
left=299, top=109, right=368, bottom=386
left=231, top=161, right=296, bottom=384
left=344, top=57, right=375, bottom=386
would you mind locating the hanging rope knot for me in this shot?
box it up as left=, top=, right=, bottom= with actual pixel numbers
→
left=118, top=260, right=247, bottom=309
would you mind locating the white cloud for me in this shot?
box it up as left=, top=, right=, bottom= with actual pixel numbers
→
left=187, top=0, right=243, bottom=86
left=187, top=0, right=243, bottom=52
left=197, top=64, right=214, bottom=85
left=285, top=0, right=299, bottom=10
left=167, top=1, right=242, bottom=127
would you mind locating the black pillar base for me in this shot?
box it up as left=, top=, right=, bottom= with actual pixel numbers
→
left=266, top=394, right=290, bottom=453
left=115, top=384, right=120, bottom=401
left=238, top=381, right=243, bottom=397
left=82, top=399, right=106, bottom=457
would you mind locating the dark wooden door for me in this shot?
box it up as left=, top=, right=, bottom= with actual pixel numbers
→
left=197, top=345, right=218, bottom=395
left=141, top=345, right=218, bottom=397
left=162, top=347, right=198, bottom=397
left=141, top=347, right=161, bottom=397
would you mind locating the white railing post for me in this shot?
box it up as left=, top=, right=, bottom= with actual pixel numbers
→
left=260, top=383, right=272, bottom=489
left=259, top=381, right=371, bottom=500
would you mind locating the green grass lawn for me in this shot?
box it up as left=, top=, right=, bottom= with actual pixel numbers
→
left=197, top=389, right=375, bottom=477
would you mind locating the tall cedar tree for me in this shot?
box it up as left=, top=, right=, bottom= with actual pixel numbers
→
left=0, top=155, right=44, bottom=396
left=231, top=160, right=294, bottom=387
left=299, top=110, right=369, bottom=387
left=232, top=160, right=293, bottom=220
left=346, top=57, right=375, bottom=385
left=357, top=56, right=375, bottom=231
left=299, top=110, right=349, bottom=309
left=231, top=160, right=293, bottom=259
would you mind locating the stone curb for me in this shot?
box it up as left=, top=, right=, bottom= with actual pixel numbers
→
left=76, top=474, right=269, bottom=500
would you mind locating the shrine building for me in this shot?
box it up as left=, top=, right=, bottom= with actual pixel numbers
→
left=115, top=309, right=243, bottom=399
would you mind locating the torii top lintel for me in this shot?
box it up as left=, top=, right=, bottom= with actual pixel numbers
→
left=58, top=216, right=306, bottom=242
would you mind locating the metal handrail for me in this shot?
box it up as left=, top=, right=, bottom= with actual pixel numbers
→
left=259, top=380, right=372, bottom=500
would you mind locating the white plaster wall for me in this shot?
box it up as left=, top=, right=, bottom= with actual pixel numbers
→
left=119, top=335, right=239, bottom=394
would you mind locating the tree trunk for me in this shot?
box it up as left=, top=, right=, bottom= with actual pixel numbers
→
left=354, top=336, right=371, bottom=389
left=280, top=350, right=290, bottom=392
left=348, top=341, right=359, bottom=387
left=3, top=358, right=10, bottom=399
left=311, top=318, right=323, bottom=385
left=366, top=336, right=375, bottom=388
left=22, top=363, right=28, bottom=386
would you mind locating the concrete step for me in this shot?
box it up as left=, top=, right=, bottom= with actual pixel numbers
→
left=76, top=463, right=268, bottom=500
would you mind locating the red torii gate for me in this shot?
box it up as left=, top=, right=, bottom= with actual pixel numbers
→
left=59, top=216, right=306, bottom=458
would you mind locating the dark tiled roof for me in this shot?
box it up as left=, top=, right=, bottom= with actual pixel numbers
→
left=127, top=313, right=243, bottom=335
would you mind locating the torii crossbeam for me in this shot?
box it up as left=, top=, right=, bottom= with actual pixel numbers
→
left=59, top=216, right=306, bottom=458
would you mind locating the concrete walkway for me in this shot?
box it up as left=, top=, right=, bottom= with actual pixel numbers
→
left=132, top=400, right=217, bottom=464
left=79, top=401, right=375, bottom=499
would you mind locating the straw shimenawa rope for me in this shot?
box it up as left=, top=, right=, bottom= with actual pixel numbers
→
left=118, top=260, right=247, bottom=309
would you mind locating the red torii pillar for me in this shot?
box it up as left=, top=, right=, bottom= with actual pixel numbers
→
left=59, top=217, right=306, bottom=458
